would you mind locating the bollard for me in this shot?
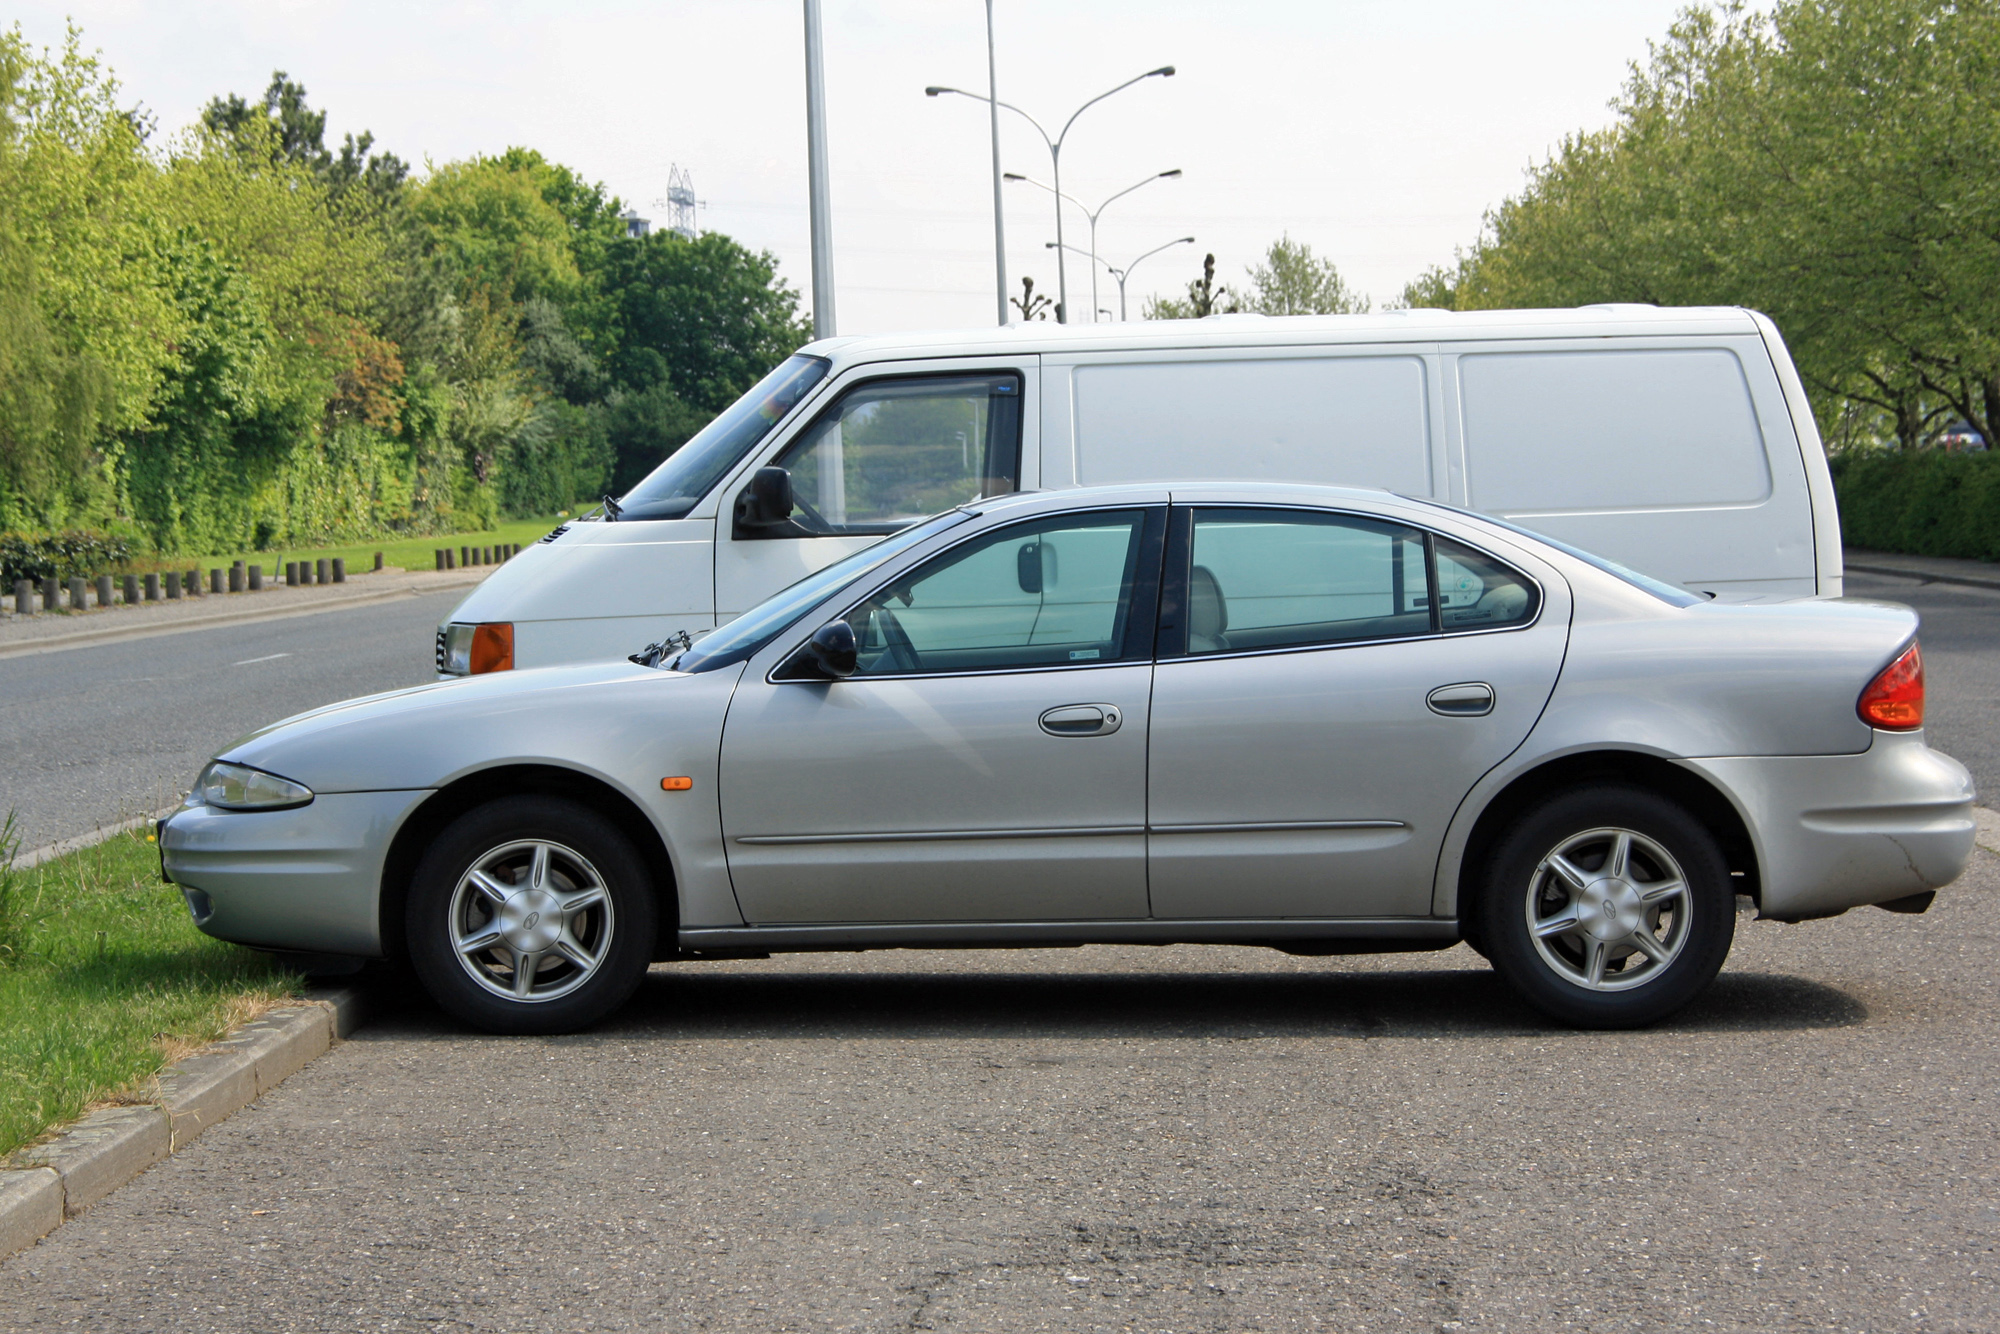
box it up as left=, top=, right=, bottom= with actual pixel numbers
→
left=446, top=548, right=456, bottom=570
left=284, top=561, right=297, bottom=586
left=13, top=580, right=30, bottom=615
left=95, top=574, right=112, bottom=607
left=373, top=551, right=384, bottom=572
left=331, top=558, right=345, bottom=583
left=211, top=568, right=224, bottom=594
left=460, top=546, right=471, bottom=568
left=41, top=576, right=58, bottom=611
left=123, top=574, right=139, bottom=605
left=228, top=564, right=244, bottom=593
left=185, top=570, right=200, bottom=597
left=68, top=576, right=87, bottom=609
left=249, top=564, right=263, bottom=590
left=434, top=549, right=445, bottom=571
left=165, top=570, right=181, bottom=599
left=315, top=557, right=329, bottom=584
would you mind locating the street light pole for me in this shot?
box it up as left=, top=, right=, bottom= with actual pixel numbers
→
left=1007, top=169, right=1181, bottom=322
left=803, top=0, right=836, bottom=339
left=926, top=65, right=1173, bottom=323
left=1047, top=234, right=1194, bottom=320
left=983, top=0, right=1007, bottom=326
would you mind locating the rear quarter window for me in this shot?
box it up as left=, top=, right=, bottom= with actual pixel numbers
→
left=1459, top=348, right=1771, bottom=512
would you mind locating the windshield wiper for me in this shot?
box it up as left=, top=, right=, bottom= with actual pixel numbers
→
left=630, top=628, right=693, bottom=670
left=600, top=493, right=624, bottom=521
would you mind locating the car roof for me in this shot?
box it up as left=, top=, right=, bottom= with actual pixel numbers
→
left=799, top=304, right=1765, bottom=366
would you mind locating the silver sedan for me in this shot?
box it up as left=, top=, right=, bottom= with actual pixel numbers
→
left=160, top=485, right=1977, bottom=1033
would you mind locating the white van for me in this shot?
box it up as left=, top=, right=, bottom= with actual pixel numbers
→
left=435, top=305, right=1842, bottom=675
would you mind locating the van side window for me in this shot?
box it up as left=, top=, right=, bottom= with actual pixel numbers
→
left=1182, top=508, right=1432, bottom=655
left=1433, top=537, right=1540, bottom=630
left=767, top=374, right=1022, bottom=537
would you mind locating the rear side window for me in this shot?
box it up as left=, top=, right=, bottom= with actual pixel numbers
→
left=1173, top=508, right=1540, bottom=656
left=1459, top=349, right=1771, bottom=511
left=1070, top=356, right=1431, bottom=493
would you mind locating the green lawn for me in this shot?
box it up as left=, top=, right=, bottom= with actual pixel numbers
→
left=120, top=512, right=572, bottom=580
left=0, top=822, right=300, bottom=1157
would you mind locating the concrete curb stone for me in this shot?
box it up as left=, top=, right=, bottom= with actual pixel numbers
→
left=0, top=985, right=369, bottom=1259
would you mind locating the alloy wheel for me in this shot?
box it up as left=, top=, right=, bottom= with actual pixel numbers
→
left=448, top=839, right=616, bottom=1003
left=1523, top=825, right=1691, bottom=992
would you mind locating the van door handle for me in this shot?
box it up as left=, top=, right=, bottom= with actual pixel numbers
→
left=1039, top=704, right=1122, bottom=737
left=1426, top=682, right=1495, bottom=717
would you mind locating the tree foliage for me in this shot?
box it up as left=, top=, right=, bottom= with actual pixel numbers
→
left=1400, top=0, right=2000, bottom=450
left=0, top=24, right=808, bottom=551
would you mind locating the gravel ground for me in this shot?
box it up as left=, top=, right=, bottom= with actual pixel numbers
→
left=1, top=839, right=1995, bottom=1332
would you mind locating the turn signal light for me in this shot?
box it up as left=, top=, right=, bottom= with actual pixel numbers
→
left=1858, top=640, right=1923, bottom=730
left=469, top=622, right=514, bottom=674
left=660, top=776, right=693, bottom=791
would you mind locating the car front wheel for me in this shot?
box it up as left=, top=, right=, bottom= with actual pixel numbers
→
left=1480, top=785, right=1735, bottom=1028
left=407, top=796, right=657, bottom=1034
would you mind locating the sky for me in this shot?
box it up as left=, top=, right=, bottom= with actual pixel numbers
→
left=10, top=1, right=1699, bottom=334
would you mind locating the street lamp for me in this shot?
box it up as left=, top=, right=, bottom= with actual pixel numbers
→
left=926, top=65, right=1174, bottom=323
left=1006, top=169, right=1181, bottom=323
left=1047, top=235, right=1195, bottom=321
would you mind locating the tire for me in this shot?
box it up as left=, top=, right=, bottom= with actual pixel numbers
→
left=406, top=796, right=658, bottom=1034
left=1479, top=785, right=1735, bottom=1029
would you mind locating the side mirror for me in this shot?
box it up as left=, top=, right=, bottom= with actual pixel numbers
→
left=1016, top=541, right=1043, bottom=594
left=802, top=620, right=858, bottom=678
left=734, top=466, right=794, bottom=529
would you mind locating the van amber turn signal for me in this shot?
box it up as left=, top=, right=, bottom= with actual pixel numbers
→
left=1858, top=641, right=1923, bottom=730
left=468, top=622, right=514, bottom=674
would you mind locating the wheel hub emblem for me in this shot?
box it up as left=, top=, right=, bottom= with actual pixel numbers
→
left=498, top=887, right=565, bottom=953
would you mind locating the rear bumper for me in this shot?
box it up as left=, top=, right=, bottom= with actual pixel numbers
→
left=1690, top=731, right=1976, bottom=918
left=160, top=790, right=429, bottom=957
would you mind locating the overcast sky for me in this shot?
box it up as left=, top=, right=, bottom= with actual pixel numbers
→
left=12, top=1, right=1698, bottom=334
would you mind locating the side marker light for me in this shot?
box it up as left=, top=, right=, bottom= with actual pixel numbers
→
left=660, top=776, right=693, bottom=791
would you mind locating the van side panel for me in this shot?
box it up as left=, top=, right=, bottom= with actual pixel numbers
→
left=1749, top=310, right=1843, bottom=596
left=1454, top=338, right=1815, bottom=598
left=1062, top=353, right=1436, bottom=495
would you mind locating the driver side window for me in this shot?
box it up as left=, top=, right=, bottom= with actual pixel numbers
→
left=848, top=510, right=1153, bottom=676
left=772, top=374, right=1022, bottom=536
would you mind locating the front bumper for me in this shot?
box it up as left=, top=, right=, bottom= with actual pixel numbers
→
left=160, top=789, right=430, bottom=957
left=1690, top=730, right=1977, bottom=919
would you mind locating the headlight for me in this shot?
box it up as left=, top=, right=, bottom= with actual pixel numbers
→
left=197, top=761, right=314, bottom=811
left=440, top=622, right=513, bottom=675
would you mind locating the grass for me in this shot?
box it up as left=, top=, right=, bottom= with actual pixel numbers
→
left=113, top=512, right=571, bottom=580
left=0, top=819, right=300, bottom=1157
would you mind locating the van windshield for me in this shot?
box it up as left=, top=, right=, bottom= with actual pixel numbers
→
left=671, top=509, right=973, bottom=673
left=614, top=355, right=831, bottom=522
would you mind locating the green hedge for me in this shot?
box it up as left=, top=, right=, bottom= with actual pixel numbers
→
left=1831, top=450, right=2000, bottom=562
left=0, top=532, right=134, bottom=584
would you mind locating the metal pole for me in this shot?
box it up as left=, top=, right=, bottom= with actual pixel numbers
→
left=804, top=0, right=837, bottom=339
left=1051, top=146, right=1068, bottom=324
left=1088, top=213, right=1100, bottom=324
left=985, top=0, right=1007, bottom=325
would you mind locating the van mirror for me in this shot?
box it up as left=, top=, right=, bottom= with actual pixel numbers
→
left=801, top=620, right=858, bottom=678
left=734, top=467, right=795, bottom=530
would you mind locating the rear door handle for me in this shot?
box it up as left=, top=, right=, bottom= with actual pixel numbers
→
left=1426, top=682, right=1495, bottom=717
left=1039, top=704, right=1123, bottom=737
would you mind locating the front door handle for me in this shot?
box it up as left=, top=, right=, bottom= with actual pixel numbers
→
left=1426, top=682, right=1495, bottom=717
left=1039, top=703, right=1123, bottom=737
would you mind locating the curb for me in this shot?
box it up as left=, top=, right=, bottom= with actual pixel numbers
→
left=0, top=985, right=369, bottom=1261
left=1845, top=560, right=2000, bottom=594
left=14, top=810, right=179, bottom=872
left=0, top=573, right=486, bottom=660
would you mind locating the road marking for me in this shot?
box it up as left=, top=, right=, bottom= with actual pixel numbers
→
left=232, top=652, right=292, bottom=666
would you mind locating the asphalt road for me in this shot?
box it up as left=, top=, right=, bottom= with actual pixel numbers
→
left=0, top=570, right=1995, bottom=1331
left=0, top=591, right=463, bottom=851
left=2, top=856, right=1996, bottom=1332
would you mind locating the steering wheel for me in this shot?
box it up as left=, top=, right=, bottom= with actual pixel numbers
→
left=873, top=604, right=922, bottom=673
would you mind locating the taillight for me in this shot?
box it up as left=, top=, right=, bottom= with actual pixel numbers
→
left=1858, top=640, right=1923, bottom=730
left=469, top=622, right=514, bottom=674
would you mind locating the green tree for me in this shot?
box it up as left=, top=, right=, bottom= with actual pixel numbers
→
left=202, top=71, right=408, bottom=209
left=1144, top=252, right=1238, bottom=319
left=1244, top=235, right=1370, bottom=315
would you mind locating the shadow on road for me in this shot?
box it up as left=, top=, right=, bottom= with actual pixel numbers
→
left=358, top=961, right=1867, bottom=1042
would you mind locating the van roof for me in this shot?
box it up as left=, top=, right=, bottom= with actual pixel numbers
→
left=801, top=305, right=1766, bottom=363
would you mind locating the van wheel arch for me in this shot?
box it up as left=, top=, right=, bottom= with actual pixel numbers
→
left=379, top=765, right=678, bottom=964
left=1455, top=751, right=1759, bottom=952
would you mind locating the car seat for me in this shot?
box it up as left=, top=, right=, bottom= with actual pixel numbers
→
left=1188, top=565, right=1229, bottom=653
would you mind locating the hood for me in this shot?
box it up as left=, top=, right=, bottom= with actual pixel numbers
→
left=218, top=661, right=730, bottom=794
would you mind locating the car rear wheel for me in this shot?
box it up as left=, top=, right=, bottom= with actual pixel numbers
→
left=407, top=796, right=657, bottom=1034
left=1480, top=785, right=1735, bottom=1028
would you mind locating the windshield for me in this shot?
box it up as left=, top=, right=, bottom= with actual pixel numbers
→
left=672, top=510, right=974, bottom=673
left=614, top=354, right=831, bottom=521
left=1403, top=496, right=1704, bottom=608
